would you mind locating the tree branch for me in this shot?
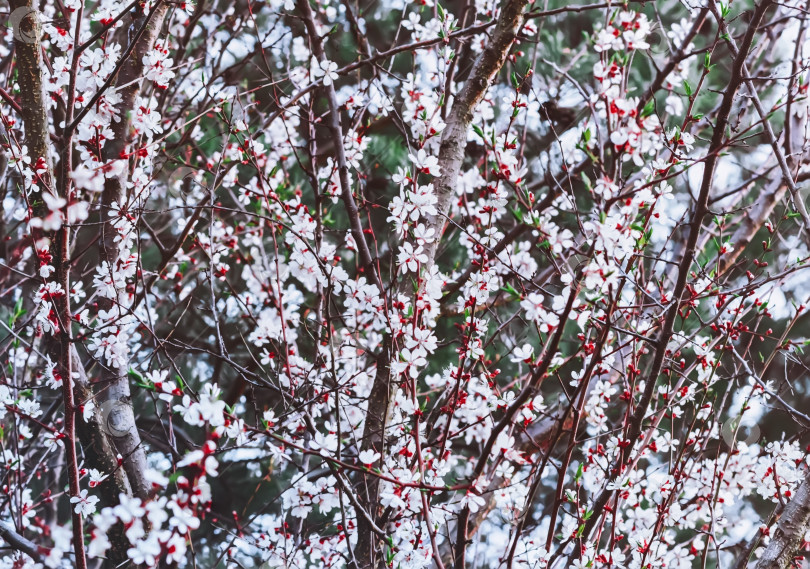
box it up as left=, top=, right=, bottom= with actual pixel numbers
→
left=350, top=0, right=531, bottom=565
left=754, top=470, right=810, bottom=569
left=554, top=1, right=776, bottom=564
left=0, top=522, right=46, bottom=565
left=95, top=0, right=169, bottom=502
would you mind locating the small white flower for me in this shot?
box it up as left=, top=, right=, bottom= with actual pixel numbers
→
left=44, top=432, right=64, bottom=452
left=358, top=449, right=381, bottom=466
left=70, top=489, right=99, bottom=516
left=312, top=58, right=339, bottom=86
left=88, top=469, right=108, bottom=488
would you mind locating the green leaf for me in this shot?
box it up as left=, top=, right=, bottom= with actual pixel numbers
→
left=9, top=296, right=25, bottom=327
left=581, top=174, right=592, bottom=192
left=501, top=283, right=520, bottom=299
left=128, top=368, right=144, bottom=382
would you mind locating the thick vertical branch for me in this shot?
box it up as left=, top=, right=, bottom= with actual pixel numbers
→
left=10, top=0, right=136, bottom=562
left=716, top=8, right=808, bottom=277
left=9, top=1, right=87, bottom=566
left=560, top=1, right=775, bottom=562
left=10, top=1, right=50, bottom=176
left=95, top=1, right=168, bottom=502
left=754, top=471, right=810, bottom=569
left=349, top=0, right=530, bottom=565
left=296, top=0, right=381, bottom=290
left=710, top=3, right=810, bottom=247
left=421, top=0, right=528, bottom=274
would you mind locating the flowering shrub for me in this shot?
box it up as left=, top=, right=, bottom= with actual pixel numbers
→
left=1, top=0, right=810, bottom=567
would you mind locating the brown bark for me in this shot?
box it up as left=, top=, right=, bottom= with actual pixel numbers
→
left=350, top=0, right=530, bottom=565
left=562, top=2, right=777, bottom=565
left=9, top=0, right=50, bottom=177
left=754, top=470, right=810, bottom=569
left=0, top=521, right=45, bottom=564
left=9, top=1, right=88, bottom=565
left=95, top=1, right=169, bottom=502
left=11, top=4, right=170, bottom=563
left=295, top=0, right=381, bottom=290
left=712, top=13, right=808, bottom=278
